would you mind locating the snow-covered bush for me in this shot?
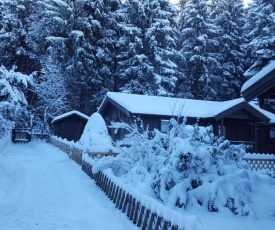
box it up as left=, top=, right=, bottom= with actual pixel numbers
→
left=90, top=116, right=269, bottom=217
left=79, top=112, right=117, bottom=153
left=0, top=66, right=33, bottom=137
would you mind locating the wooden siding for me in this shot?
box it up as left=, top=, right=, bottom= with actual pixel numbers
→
left=52, top=115, right=87, bottom=142
left=257, top=125, right=275, bottom=153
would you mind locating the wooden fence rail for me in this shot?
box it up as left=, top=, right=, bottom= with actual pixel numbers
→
left=48, top=136, right=275, bottom=230
left=81, top=160, right=202, bottom=230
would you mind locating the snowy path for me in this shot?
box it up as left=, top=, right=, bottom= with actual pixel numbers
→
left=0, top=141, right=137, bottom=230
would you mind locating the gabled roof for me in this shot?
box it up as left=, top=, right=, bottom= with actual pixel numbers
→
left=98, top=92, right=270, bottom=122
left=52, top=110, right=89, bottom=124
left=249, top=101, right=275, bottom=124
left=241, top=61, right=275, bottom=101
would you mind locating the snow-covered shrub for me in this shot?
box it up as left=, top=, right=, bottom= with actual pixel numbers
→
left=79, top=112, right=117, bottom=153
left=90, top=117, right=270, bottom=217
left=0, top=66, right=33, bottom=136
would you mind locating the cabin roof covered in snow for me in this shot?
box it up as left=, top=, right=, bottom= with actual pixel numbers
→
left=249, top=101, right=275, bottom=124
left=241, top=61, right=275, bottom=102
left=98, top=92, right=270, bottom=122
left=52, top=110, right=89, bottom=124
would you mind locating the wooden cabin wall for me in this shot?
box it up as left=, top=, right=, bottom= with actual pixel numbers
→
left=53, top=116, right=87, bottom=142
left=257, top=125, right=275, bottom=154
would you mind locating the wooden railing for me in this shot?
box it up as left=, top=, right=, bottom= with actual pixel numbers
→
left=82, top=160, right=203, bottom=230
left=11, top=128, right=49, bottom=143
left=49, top=136, right=203, bottom=230
left=49, top=136, right=118, bottom=165
left=49, top=136, right=83, bottom=165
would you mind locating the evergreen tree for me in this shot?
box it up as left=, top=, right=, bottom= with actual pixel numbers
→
left=209, top=0, right=246, bottom=100
left=116, top=0, right=181, bottom=96
left=244, top=0, right=275, bottom=78
left=0, top=0, right=39, bottom=74
left=65, top=0, right=121, bottom=114
left=0, top=65, right=33, bottom=134
left=179, top=0, right=222, bottom=100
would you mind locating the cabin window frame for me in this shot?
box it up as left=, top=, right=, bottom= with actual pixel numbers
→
left=270, top=127, right=275, bottom=139
left=160, top=119, right=169, bottom=133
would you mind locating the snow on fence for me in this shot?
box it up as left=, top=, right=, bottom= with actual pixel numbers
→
left=81, top=158, right=204, bottom=230
left=48, top=136, right=205, bottom=230
left=11, top=128, right=49, bottom=143
left=243, top=153, right=275, bottom=171
left=49, top=136, right=118, bottom=165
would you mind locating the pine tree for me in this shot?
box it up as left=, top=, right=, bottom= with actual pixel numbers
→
left=0, top=0, right=39, bottom=74
left=179, top=0, right=222, bottom=100
left=244, top=0, right=275, bottom=79
left=66, top=0, right=121, bottom=113
left=209, top=0, right=246, bottom=100
left=116, top=0, right=181, bottom=96
left=0, top=65, right=33, bottom=134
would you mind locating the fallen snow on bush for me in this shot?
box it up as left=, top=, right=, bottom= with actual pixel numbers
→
left=79, top=112, right=117, bottom=153
left=91, top=118, right=275, bottom=222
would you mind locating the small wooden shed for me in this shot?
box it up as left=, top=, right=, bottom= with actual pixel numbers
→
left=51, top=110, right=89, bottom=142
left=98, top=92, right=270, bottom=152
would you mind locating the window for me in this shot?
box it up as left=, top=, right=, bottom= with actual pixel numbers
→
left=160, top=120, right=169, bottom=133
left=270, top=127, right=275, bottom=138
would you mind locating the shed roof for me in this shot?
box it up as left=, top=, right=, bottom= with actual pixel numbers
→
left=241, top=61, right=275, bottom=101
left=52, top=110, right=89, bottom=124
left=98, top=92, right=270, bottom=122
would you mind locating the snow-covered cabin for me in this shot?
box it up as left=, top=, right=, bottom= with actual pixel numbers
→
left=241, top=61, right=275, bottom=114
left=51, top=110, right=89, bottom=142
left=241, top=61, right=275, bottom=153
left=98, top=92, right=270, bottom=153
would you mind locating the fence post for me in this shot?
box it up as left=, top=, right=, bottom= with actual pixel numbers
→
left=133, top=201, right=140, bottom=225
left=122, top=194, right=129, bottom=213
left=137, top=206, right=145, bottom=227
left=148, top=212, right=157, bottom=230
left=115, top=188, right=123, bottom=208
left=141, top=208, right=151, bottom=230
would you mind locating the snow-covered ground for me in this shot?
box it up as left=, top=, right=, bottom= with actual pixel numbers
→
left=0, top=139, right=137, bottom=230
left=1, top=137, right=274, bottom=230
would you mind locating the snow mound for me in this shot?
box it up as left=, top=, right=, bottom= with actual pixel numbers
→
left=79, top=112, right=117, bottom=153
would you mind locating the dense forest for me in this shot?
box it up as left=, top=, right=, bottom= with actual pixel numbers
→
left=0, top=0, right=275, bottom=135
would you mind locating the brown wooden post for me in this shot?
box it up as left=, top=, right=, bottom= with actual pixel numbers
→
left=119, top=191, right=126, bottom=210
left=154, top=216, right=162, bottom=230
left=141, top=209, right=150, bottom=230
left=162, top=220, right=170, bottom=230
left=148, top=212, right=156, bottom=230
left=129, top=198, right=136, bottom=221
left=122, top=194, right=129, bottom=213
left=126, top=195, right=133, bottom=218
left=137, top=206, right=145, bottom=227
left=113, top=186, right=120, bottom=204
left=133, top=201, right=140, bottom=224
left=115, top=188, right=122, bottom=208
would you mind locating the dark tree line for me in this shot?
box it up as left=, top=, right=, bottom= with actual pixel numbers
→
left=0, top=0, right=274, bottom=132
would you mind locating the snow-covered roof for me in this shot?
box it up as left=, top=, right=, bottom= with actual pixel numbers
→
left=99, top=92, right=263, bottom=120
left=249, top=101, right=275, bottom=124
left=241, top=61, right=275, bottom=101
left=52, top=110, right=89, bottom=124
